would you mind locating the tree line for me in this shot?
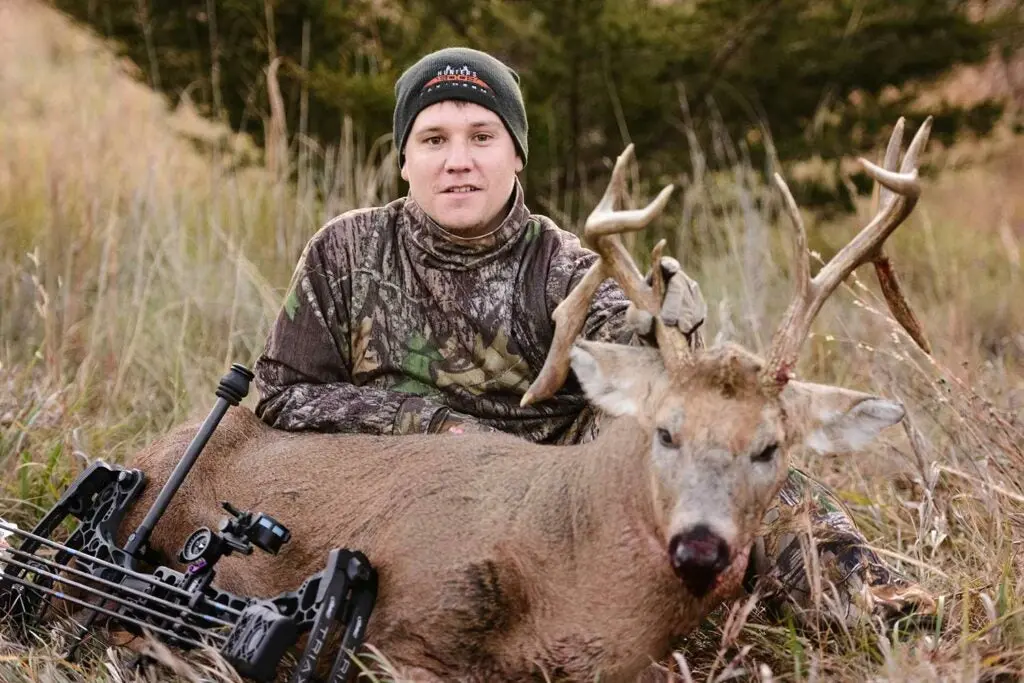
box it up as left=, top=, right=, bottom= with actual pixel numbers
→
left=55, top=0, right=1019, bottom=221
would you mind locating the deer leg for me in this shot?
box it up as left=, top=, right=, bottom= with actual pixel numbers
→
left=364, top=555, right=528, bottom=680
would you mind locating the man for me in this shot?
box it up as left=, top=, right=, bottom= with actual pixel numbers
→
left=253, top=46, right=935, bottom=626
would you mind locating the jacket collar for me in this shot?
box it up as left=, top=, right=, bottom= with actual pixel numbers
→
left=401, top=178, right=531, bottom=268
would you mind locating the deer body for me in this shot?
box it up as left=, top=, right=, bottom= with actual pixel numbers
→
left=122, top=341, right=903, bottom=681
left=122, top=364, right=754, bottom=681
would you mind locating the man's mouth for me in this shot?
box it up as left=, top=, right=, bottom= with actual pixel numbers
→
left=442, top=185, right=481, bottom=194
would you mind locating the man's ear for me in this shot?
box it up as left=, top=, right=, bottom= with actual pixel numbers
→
left=569, top=340, right=666, bottom=419
left=401, top=161, right=409, bottom=181
left=515, top=156, right=524, bottom=173
left=782, top=381, right=905, bottom=454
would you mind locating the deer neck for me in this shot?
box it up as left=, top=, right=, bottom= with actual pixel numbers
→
left=510, top=416, right=670, bottom=584
left=575, top=415, right=660, bottom=538
left=500, top=415, right=689, bottom=670
left=505, top=415, right=658, bottom=550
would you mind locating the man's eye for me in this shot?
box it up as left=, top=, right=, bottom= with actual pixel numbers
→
left=425, top=136, right=444, bottom=146
left=751, top=444, right=778, bottom=464
left=473, top=133, right=492, bottom=143
left=657, top=428, right=676, bottom=448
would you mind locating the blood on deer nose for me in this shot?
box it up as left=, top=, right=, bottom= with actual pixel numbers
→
left=668, top=525, right=731, bottom=597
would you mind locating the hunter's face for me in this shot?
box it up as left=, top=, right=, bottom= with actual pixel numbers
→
left=402, top=100, right=523, bottom=237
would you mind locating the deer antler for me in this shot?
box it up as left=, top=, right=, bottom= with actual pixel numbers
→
left=761, top=116, right=933, bottom=391
left=521, top=144, right=684, bottom=407
left=870, top=117, right=932, bottom=354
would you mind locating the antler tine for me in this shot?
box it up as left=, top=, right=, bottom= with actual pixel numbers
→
left=586, top=147, right=697, bottom=379
left=775, top=172, right=811, bottom=306
left=870, top=116, right=932, bottom=354
left=520, top=261, right=607, bottom=407
left=583, top=146, right=675, bottom=315
left=761, top=117, right=932, bottom=391
left=521, top=145, right=680, bottom=407
left=584, top=146, right=675, bottom=243
left=877, top=116, right=907, bottom=209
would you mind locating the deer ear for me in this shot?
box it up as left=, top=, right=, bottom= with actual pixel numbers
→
left=569, top=340, right=666, bottom=418
left=782, top=381, right=905, bottom=454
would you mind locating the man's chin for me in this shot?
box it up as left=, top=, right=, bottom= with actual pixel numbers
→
left=431, top=211, right=492, bottom=237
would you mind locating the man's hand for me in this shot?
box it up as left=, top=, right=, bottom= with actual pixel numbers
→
left=428, top=408, right=500, bottom=436
left=626, top=256, right=707, bottom=346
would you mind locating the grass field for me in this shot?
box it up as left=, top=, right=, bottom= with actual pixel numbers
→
left=1, top=0, right=1022, bottom=680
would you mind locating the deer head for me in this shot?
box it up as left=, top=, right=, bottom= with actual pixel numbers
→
left=522, top=118, right=932, bottom=597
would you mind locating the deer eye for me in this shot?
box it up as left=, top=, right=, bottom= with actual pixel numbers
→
left=656, top=428, right=676, bottom=448
left=751, top=444, right=778, bottom=464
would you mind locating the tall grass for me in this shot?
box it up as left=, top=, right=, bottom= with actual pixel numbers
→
left=1, top=0, right=1023, bottom=680
left=0, top=0, right=398, bottom=490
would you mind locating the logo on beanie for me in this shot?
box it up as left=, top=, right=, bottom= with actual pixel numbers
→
left=422, top=65, right=493, bottom=94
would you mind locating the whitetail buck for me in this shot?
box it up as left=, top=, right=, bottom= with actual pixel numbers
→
left=120, top=118, right=933, bottom=682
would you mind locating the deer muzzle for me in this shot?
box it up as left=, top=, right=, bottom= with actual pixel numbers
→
left=668, top=524, right=731, bottom=597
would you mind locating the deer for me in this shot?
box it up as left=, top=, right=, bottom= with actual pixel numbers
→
left=116, top=117, right=934, bottom=682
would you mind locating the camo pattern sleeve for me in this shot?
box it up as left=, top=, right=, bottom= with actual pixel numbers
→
left=253, top=214, right=450, bottom=435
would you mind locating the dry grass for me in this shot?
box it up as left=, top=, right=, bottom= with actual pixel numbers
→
left=1, top=0, right=1023, bottom=681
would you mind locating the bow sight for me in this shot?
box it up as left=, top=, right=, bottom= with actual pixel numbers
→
left=0, top=364, right=378, bottom=682
left=178, top=501, right=291, bottom=567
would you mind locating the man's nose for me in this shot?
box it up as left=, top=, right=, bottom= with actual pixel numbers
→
left=444, top=139, right=472, bottom=171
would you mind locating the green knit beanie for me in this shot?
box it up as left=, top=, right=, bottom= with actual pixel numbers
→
left=393, top=47, right=528, bottom=166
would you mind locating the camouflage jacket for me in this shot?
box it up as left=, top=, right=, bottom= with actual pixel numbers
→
left=253, top=180, right=636, bottom=445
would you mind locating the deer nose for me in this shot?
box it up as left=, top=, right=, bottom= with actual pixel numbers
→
left=668, top=525, right=731, bottom=597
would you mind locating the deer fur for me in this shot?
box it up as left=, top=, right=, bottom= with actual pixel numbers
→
left=118, top=341, right=904, bottom=682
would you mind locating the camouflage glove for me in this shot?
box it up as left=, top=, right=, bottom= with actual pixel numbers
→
left=427, top=407, right=500, bottom=435
left=626, top=256, right=707, bottom=346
